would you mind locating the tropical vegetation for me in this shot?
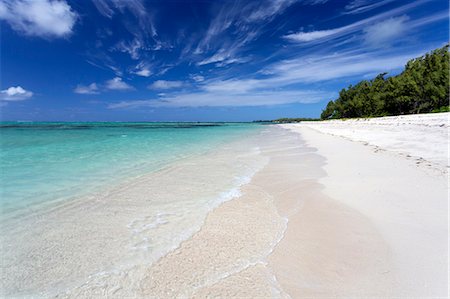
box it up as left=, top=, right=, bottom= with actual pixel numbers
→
left=321, top=45, right=449, bottom=120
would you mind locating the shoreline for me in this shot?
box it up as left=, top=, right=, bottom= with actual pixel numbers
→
left=1, top=114, right=448, bottom=297
left=132, top=118, right=447, bottom=297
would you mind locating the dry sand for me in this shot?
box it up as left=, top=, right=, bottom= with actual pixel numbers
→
left=279, top=113, right=448, bottom=297
left=295, top=112, right=449, bottom=172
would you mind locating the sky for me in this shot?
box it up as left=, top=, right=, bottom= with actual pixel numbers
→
left=0, top=0, right=448, bottom=121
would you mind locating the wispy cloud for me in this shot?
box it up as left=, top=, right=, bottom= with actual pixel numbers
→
left=0, top=86, right=33, bottom=101
left=0, top=0, right=77, bottom=38
left=74, top=78, right=134, bottom=94
left=74, top=83, right=99, bottom=94
left=197, top=49, right=419, bottom=94
left=247, top=0, right=297, bottom=22
left=91, top=0, right=156, bottom=37
left=344, top=0, right=396, bottom=14
left=191, top=75, right=205, bottom=82
left=283, top=28, right=341, bottom=42
left=91, top=0, right=114, bottom=19
left=87, top=0, right=160, bottom=73
left=192, top=0, right=312, bottom=67
left=197, top=50, right=250, bottom=66
left=148, top=80, right=185, bottom=90
left=363, top=16, right=409, bottom=46
left=105, top=77, right=134, bottom=91
left=85, top=48, right=123, bottom=76
left=248, top=0, right=329, bottom=22
left=108, top=89, right=334, bottom=108
left=113, top=38, right=145, bottom=60
left=109, top=43, right=432, bottom=109
left=261, top=50, right=422, bottom=83
left=407, top=10, right=449, bottom=29
left=284, top=0, right=437, bottom=45
left=130, top=62, right=152, bottom=77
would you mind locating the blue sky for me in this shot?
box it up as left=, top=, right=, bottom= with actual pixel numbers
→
left=0, top=0, right=448, bottom=121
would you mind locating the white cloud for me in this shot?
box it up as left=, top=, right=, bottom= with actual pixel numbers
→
left=197, top=47, right=250, bottom=67
left=247, top=0, right=296, bottom=22
left=105, top=77, right=134, bottom=91
left=284, top=0, right=429, bottom=44
left=344, top=0, right=396, bottom=14
left=196, top=51, right=411, bottom=94
left=345, top=0, right=371, bottom=10
left=74, top=83, right=99, bottom=94
left=193, top=0, right=300, bottom=65
left=91, top=0, right=114, bottom=18
left=199, top=50, right=419, bottom=94
left=131, top=62, right=152, bottom=77
left=108, top=89, right=334, bottom=109
left=88, top=0, right=158, bottom=74
left=148, top=80, right=185, bottom=90
left=363, top=16, right=409, bottom=46
left=197, top=47, right=238, bottom=66
left=284, top=28, right=342, bottom=42
left=202, top=79, right=262, bottom=93
left=261, top=50, right=422, bottom=84
left=406, top=11, right=448, bottom=30
left=0, top=86, right=33, bottom=101
left=134, top=68, right=151, bottom=77
left=92, top=0, right=157, bottom=37
left=114, top=38, right=144, bottom=60
left=0, top=0, right=77, bottom=38
left=247, top=0, right=327, bottom=22
left=191, top=75, right=205, bottom=82
left=215, top=57, right=250, bottom=67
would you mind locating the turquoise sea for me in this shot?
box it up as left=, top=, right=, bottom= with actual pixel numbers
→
left=0, top=122, right=261, bottom=215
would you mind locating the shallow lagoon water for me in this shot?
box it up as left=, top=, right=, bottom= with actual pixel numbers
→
left=0, top=122, right=261, bottom=215
left=0, top=122, right=270, bottom=297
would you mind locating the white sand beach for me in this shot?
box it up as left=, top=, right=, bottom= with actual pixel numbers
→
left=1, top=113, right=448, bottom=297
left=278, top=112, right=448, bottom=297
left=293, top=112, right=449, bottom=172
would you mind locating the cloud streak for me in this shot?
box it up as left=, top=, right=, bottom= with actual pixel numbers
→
left=108, top=89, right=334, bottom=109
left=344, top=0, right=396, bottom=14
left=283, top=0, right=431, bottom=44
left=148, top=80, right=185, bottom=90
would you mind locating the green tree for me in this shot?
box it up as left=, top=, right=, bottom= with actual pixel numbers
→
left=320, top=45, right=449, bottom=119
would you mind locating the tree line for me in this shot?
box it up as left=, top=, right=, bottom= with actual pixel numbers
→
left=321, top=45, right=449, bottom=120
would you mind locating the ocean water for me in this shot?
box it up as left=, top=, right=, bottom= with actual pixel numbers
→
left=0, top=122, right=261, bottom=216
left=0, top=122, right=280, bottom=297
